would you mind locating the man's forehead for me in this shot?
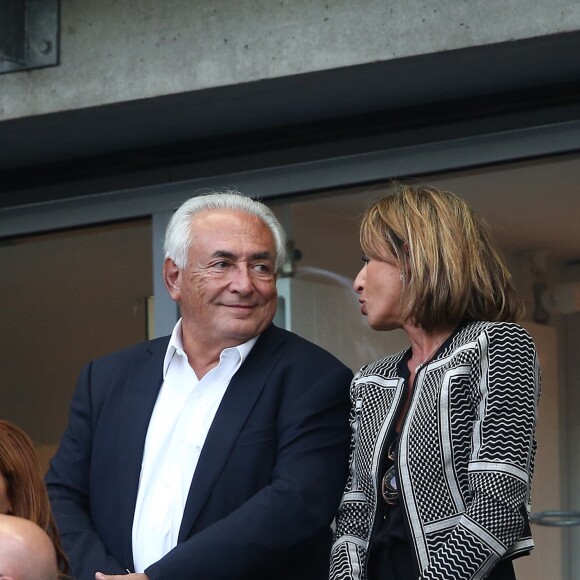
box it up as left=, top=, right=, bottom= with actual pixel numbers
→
left=190, top=211, right=275, bottom=250
left=192, top=208, right=262, bottom=225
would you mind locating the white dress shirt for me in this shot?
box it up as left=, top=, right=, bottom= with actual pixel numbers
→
left=132, top=319, right=257, bottom=572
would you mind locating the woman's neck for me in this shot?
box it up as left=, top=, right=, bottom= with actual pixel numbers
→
left=405, top=325, right=454, bottom=370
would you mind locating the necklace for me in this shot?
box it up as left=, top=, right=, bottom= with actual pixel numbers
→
left=381, top=436, right=399, bottom=505
left=411, top=336, right=447, bottom=369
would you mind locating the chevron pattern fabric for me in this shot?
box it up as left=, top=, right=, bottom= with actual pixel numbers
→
left=330, top=321, right=540, bottom=580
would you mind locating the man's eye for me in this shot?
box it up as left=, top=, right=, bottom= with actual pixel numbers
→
left=254, top=263, right=273, bottom=274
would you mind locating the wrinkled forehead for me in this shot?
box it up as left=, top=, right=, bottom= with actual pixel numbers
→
left=190, top=210, right=276, bottom=255
left=192, top=208, right=268, bottom=231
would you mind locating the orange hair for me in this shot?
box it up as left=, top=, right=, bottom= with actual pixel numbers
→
left=0, top=421, right=70, bottom=574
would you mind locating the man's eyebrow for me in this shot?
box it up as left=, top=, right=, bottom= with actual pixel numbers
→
left=210, top=250, right=274, bottom=261
left=252, top=251, right=274, bottom=261
left=211, top=250, right=237, bottom=260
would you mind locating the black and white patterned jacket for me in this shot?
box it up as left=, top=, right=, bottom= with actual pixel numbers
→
left=330, top=321, right=540, bottom=580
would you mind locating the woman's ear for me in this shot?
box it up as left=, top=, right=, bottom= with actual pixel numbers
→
left=163, top=258, right=181, bottom=302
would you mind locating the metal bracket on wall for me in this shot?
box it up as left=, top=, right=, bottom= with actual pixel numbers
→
left=0, top=0, right=59, bottom=74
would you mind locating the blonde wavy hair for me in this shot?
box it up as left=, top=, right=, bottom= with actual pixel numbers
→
left=360, top=183, right=524, bottom=331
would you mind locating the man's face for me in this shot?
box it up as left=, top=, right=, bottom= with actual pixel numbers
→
left=166, top=209, right=278, bottom=350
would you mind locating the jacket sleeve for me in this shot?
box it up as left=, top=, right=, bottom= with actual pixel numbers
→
left=329, top=372, right=369, bottom=580
left=145, top=364, right=353, bottom=580
left=420, top=323, right=540, bottom=579
left=46, top=361, right=128, bottom=578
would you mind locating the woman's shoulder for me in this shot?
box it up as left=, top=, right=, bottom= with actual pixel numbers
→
left=455, top=321, right=535, bottom=351
left=459, top=320, right=532, bottom=337
left=355, top=348, right=408, bottom=380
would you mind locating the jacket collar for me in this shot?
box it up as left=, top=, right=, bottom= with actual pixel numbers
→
left=178, top=324, right=285, bottom=540
left=116, top=336, right=170, bottom=565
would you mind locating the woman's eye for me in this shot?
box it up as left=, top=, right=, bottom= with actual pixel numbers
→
left=362, top=256, right=370, bottom=264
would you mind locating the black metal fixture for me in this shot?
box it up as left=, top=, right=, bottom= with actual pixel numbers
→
left=0, top=0, right=59, bottom=74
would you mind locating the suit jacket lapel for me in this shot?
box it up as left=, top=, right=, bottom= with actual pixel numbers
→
left=116, top=337, right=168, bottom=565
left=178, top=325, right=284, bottom=541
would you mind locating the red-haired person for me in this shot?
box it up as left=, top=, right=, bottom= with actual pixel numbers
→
left=0, top=421, right=69, bottom=576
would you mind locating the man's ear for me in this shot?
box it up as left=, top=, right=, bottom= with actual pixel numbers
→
left=163, top=258, right=181, bottom=302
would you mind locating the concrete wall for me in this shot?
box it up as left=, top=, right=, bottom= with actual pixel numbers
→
left=2, top=0, right=580, bottom=120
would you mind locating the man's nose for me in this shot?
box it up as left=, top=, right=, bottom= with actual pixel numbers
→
left=229, top=264, right=254, bottom=293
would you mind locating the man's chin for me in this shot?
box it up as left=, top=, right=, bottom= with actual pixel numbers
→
left=225, top=318, right=272, bottom=341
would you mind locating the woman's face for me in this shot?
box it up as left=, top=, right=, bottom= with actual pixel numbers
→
left=354, top=257, right=404, bottom=331
left=0, top=472, right=12, bottom=514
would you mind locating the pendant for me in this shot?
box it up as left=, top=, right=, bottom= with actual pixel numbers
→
left=381, top=465, right=398, bottom=505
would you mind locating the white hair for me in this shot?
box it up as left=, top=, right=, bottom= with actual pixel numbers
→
left=164, top=189, right=287, bottom=270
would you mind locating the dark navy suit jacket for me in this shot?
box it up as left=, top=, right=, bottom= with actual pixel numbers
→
left=47, top=324, right=353, bottom=580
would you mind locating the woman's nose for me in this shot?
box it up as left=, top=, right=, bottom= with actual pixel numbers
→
left=353, top=266, right=365, bottom=293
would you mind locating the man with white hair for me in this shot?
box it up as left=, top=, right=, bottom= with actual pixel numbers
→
left=48, top=191, right=353, bottom=580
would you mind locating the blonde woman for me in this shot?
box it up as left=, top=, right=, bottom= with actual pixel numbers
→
left=330, top=184, right=540, bottom=579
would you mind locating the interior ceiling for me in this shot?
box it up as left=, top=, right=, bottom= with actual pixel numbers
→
left=1, top=31, right=580, bottom=265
